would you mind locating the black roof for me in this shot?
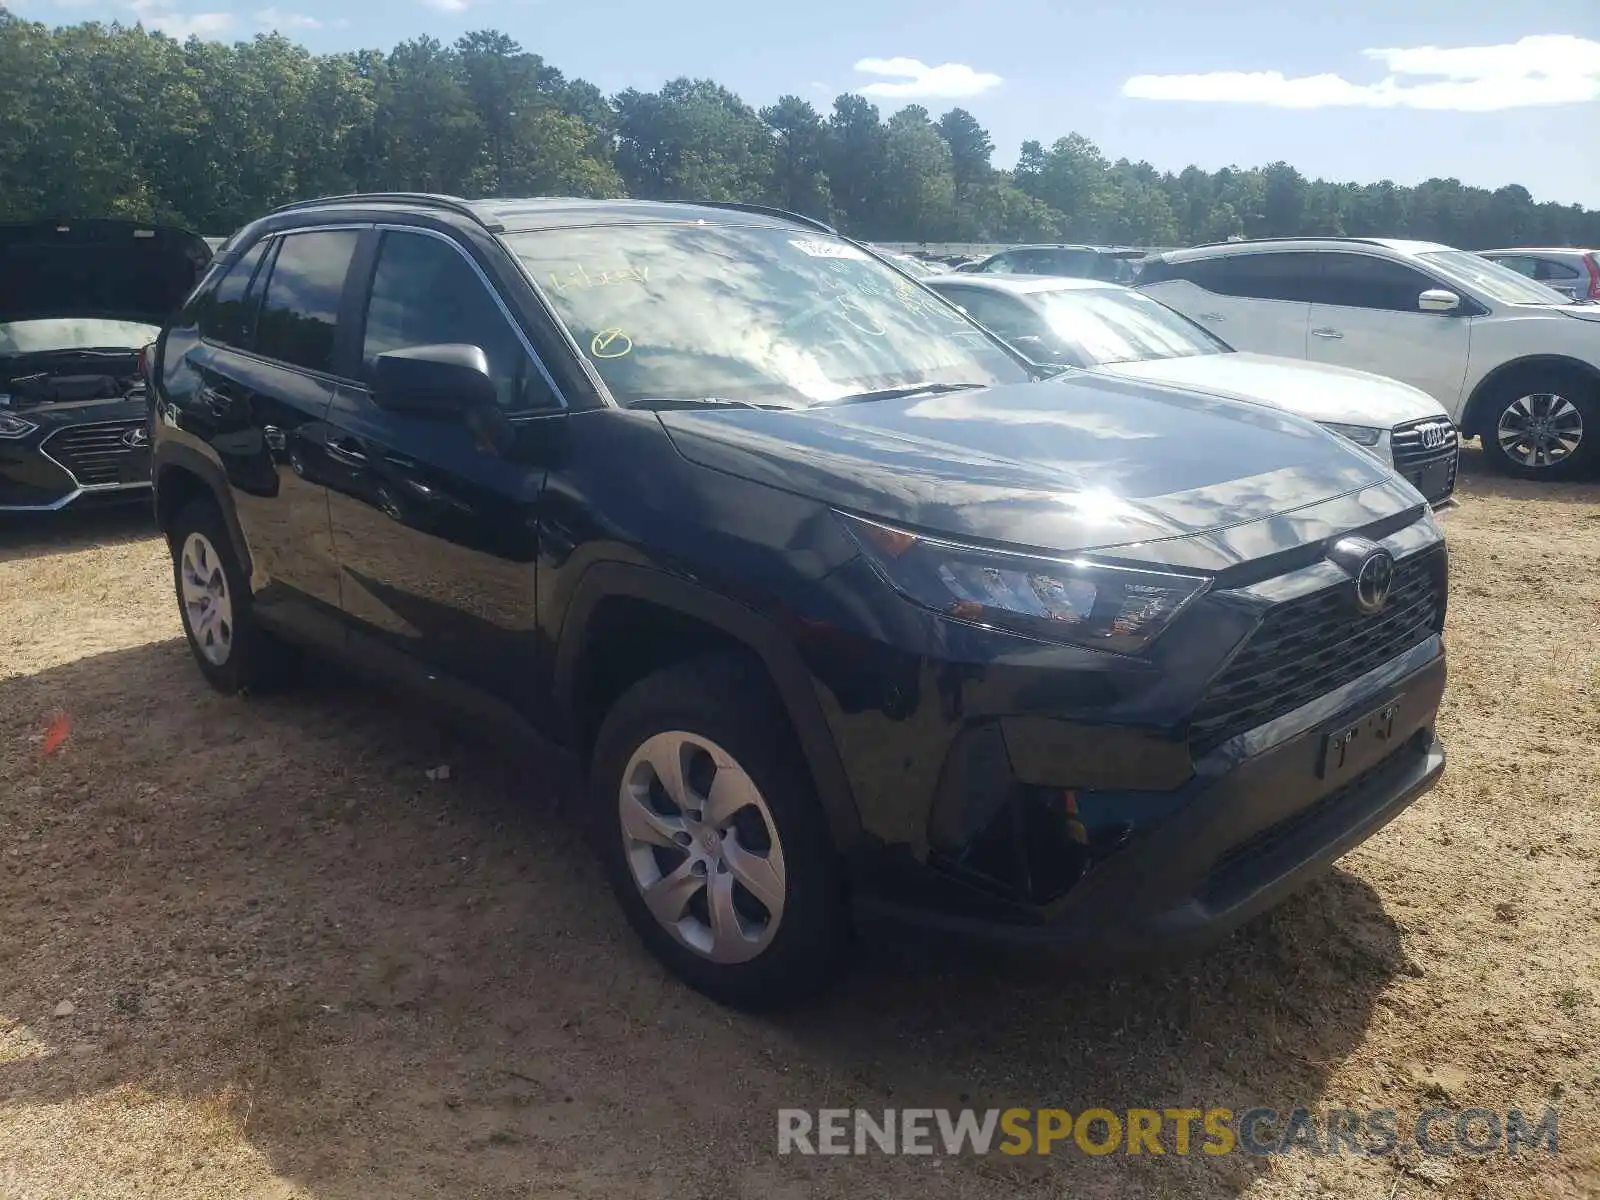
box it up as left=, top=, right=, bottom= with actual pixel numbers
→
left=269, top=193, right=835, bottom=235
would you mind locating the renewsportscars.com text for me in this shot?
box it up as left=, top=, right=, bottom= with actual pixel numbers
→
left=777, top=1106, right=1559, bottom=1158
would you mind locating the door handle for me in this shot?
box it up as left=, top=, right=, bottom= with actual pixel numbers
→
left=325, top=437, right=367, bottom=466
left=1311, top=327, right=1344, bottom=339
left=198, top=385, right=233, bottom=415
left=1197, top=312, right=1224, bottom=322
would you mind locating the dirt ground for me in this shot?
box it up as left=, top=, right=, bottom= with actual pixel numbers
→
left=2, top=446, right=1597, bottom=1200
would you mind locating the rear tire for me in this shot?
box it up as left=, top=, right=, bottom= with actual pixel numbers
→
left=1478, top=367, right=1598, bottom=480
left=167, top=497, right=296, bottom=695
left=588, top=654, right=849, bottom=1009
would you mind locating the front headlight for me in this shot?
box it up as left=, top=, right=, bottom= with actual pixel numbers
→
left=0, top=412, right=39, bottom=439
left=1318, top=421, right=1389, bottom=458
left=838, top=512, right=1209, bottom=655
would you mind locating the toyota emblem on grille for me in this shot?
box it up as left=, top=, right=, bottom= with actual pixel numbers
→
left=121, top=426, right=149, bottom=449
left=1417, top=421, right=1450, bottom=450
left=1328, top=535, right=1396, bottom=615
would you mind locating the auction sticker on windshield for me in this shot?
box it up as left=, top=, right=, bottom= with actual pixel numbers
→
left=789, top=239, right=868, bottom=260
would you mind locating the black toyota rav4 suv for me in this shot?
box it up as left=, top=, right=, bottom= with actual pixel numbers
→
left=148, top=194, right=1448, bottom=1007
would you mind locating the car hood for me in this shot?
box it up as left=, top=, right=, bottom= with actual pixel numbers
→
left=659, top=374, right=1424, bottom=570
left=1092, top=352, right=1449, bottom=427
left=0, top=219, right=212, bottom=328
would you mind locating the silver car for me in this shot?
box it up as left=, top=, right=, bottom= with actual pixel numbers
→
left=1478, top=247, right=1599, bottom=303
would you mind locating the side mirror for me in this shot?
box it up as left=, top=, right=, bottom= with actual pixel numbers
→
left=1418, top=289, right=1461, bottom=314
left=371, top=344, right=497, bottom=416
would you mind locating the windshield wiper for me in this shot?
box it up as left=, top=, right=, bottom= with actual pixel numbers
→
left=624, top=396, right=792, bottom=412
left=811, top=381, right=986, bottom=408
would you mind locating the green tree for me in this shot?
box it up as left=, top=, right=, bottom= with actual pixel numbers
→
left=614, top=77, right=772, bottom=202
left=1, top=9, right=1597, bottom=250
left=760, top=95, right=831, bottom=220
left=879, top=105, right=955, bottom=241
left=823, top=94, right=888, bottom=236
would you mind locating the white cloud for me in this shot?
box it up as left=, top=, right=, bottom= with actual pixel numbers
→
left=852, top=56, right=1003, bottom=100
left=1122, top=34, right=1600, bottom=112
left=254, top=6, right=320, bottom=27
left=128, top=0, right=233, bottom=37
left=421, top=0, right=469, bottom=10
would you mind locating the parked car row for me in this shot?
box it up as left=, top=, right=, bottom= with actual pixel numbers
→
left=7, top=198, right=1573, bottom=1011
left=911, top=235, right=1599, bottom=483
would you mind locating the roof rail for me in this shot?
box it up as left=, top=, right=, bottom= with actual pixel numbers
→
left=689, top=201, right=837, bottom=235
left=269, top=192, right=503, bottom=231
left=1180, top=234, right=1390, bottom=252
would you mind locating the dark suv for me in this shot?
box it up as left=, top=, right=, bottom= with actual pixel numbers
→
left=148, top=194, right=1448, bottom=1007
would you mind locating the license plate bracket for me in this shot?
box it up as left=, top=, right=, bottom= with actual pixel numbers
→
left=1409, top=458, right=1453, bottom=502
left=1318, top=698, right=1402, bottom=782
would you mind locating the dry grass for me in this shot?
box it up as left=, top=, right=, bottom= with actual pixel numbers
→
left=1, top=447, right=1597, bottom=1200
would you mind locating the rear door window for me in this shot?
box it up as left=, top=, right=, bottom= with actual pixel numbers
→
left=1187, top=253, right=1323, bottom=303
left=253, top=230, right=361, bottom=374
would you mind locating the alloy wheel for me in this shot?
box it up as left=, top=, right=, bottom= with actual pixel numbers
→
left=1497, top=392, right=1584, bottom=469
left=618, top=730, right=787, bottom=963
left=179, top=531, right=234, bottom=665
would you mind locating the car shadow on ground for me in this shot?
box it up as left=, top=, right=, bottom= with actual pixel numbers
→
left=0, top=501, right=158, bottom=564
left=0, top=639, right=1415, bottom=1199
left=1451, top=440, right=1600, bottom=504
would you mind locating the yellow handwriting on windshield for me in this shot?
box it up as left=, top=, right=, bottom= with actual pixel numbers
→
left=546, top=265, right=650, bottom=295
left=590, top=328, right=633, bottom=359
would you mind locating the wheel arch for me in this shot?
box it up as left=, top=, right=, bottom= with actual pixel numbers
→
left=553, top=562, right=863, bottom=853
left=153, top=444, right=254, bottom=580
left=1460, top=355, right=1600, bottom=439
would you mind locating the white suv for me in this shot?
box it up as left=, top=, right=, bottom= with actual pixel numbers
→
left=1137, top=238, right=1600, bottom=480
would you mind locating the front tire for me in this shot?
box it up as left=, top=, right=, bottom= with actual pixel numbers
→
left=1479, top=368, right=1598, bottom=480
left=589, top=654, right=849, bottom=1009
left=167, top=498, right=294, bottom=694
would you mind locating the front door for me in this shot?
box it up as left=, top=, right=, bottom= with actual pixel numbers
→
left=1304, top=252, right=1472, bottom=410
left=323, top=226, right=568, bottom=714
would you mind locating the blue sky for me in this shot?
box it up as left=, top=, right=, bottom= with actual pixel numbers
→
left=20, top=0, right=1600, bottom=207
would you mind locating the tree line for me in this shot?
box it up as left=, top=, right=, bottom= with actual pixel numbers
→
left=2, top=9, right=1597, bottom=250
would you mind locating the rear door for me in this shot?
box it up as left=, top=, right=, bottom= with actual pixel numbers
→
left=1138, top=251, right=1318, bottom=357
left=1303, top=252, right=1472, bottom=408
left=323, top=225, right=567, bottom=713
left=170, top=227, right=360, bottom=626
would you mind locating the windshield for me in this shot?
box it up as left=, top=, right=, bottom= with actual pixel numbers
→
left=1418, top=249, right=1576, bottom=307
left=503, top=224, right=1029, bottom=408
left=0, top=318, right=160, bottom=355
left=1035, top=287, right=1229, bottom=365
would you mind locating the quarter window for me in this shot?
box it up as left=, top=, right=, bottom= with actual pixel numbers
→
left=361, top=231, right=555, bottom=412
left=253, top=230, right=360, bottom=374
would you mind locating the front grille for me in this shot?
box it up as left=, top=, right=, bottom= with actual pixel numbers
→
left=1189, top=548, right=1445, bottom=755
left=42, top=421, right=144, bottom=487
left=1391, top=418, right=1459, bottom=502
